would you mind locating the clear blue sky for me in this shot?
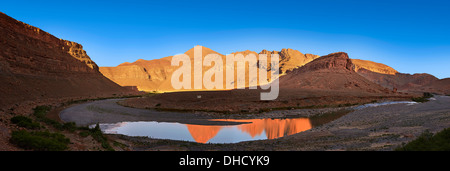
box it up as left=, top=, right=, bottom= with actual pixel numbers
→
left=1, top=0, right=449, bottom=78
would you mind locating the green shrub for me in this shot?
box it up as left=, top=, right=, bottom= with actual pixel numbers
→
left=411, top=92, right=434, bottom=103
left=10, top=116, right=41, bottom=129
left=33, top=106, right=51, bottom=118
left=10, top=130, right=70, bottom=151
left=396, top=128, right=450, bottom=151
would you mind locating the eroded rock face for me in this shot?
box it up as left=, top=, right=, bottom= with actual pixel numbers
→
left=352, top=59, right=398, bottom=75
left=0, top=12, right=134, bottom=109
left=294, top=52, right=354, bottom=73
left=100, top=47, right=321, bottom=92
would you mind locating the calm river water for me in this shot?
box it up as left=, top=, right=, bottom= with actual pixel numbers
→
left=92, top=101, right=417, bottom=144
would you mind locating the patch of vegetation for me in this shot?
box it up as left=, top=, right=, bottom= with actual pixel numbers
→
left=32, top=105, right=77, bottom=132
left=395, top=128, right=450, bottom=151
left=64, top=93, right=150, bottom=106
left=113, top=141, right=128, bottom=149
left=86, top=123, right=114, bottom=151
left=62, top=122, right=77, bottom=132
left=33, top=105, right=52, bottom=118
left=10, top=130, right=70, bottom=151
left=11, top=100, right=124, bottom=151
left=411, top=92, right=434, bottom=103
left=10, top=116, right=41, bottom=129
left=76, top=124, right=114, bottom=151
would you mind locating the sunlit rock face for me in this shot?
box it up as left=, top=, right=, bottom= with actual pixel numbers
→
left=352, top=59, right=398, bottom=75
left=99, top=46, right=320, bottom=92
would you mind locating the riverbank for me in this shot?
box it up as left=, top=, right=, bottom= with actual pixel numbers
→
left=120, top=88, right=414, bottom=114
left=60, top=95, right=450, bottom=151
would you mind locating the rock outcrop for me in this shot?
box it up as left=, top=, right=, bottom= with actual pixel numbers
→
left=280, top=52, right=390, bottom=93
left=0, top=12, right=135, bottom=111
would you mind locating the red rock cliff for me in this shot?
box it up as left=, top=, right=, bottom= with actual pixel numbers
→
left=0, top=12, right=134, bottom=110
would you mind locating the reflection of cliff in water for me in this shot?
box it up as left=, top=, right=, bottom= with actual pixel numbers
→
left=186, top=110, right=351, bottom=143
left=186, top=125, right=222, bottom=144
left=186, top=118, right=311, bottom=143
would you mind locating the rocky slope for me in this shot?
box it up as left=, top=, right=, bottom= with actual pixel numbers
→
left=0, top=12, right=136, bottom=112
left=352, top=59, right=398, bottom=75
left=355, top=68, right=445, bottom=93
left=121, top=52, right=406, bottom=113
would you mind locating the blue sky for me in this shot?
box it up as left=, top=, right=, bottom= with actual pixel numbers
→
left=1, top=0, right=449, bottom=78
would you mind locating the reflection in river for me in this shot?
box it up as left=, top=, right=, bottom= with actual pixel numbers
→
left=185, top=118, right=312, bottom=143
left=97, top=110, right=350, bottom=144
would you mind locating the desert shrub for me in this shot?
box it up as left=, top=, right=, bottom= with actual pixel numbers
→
left=396, top=128, right=450, bottom=151
left=10, top=130, right=70, bottom=151
left=10, top=116, right=40, bottom=129
left=90, top=123, right=114, bottom=151
left=411, top=92, right=434, bottom=103
left=77, top=123, right=114, bottom=151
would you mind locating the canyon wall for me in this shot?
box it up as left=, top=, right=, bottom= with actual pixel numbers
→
left=0, top=12, right=136, bottom=112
